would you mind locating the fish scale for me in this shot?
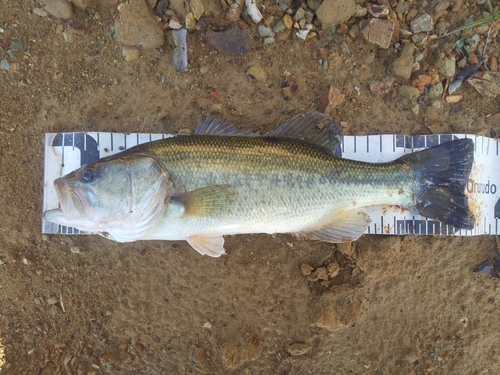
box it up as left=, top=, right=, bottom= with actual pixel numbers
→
left=141, top=135, right=418, bottom=240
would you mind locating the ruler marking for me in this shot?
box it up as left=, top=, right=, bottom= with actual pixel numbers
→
left=354, top=136, right=357, bottom=153
left=61, top=133, right=66, bottom=168
left=367, top=136, right=369, bottom=153
left=110, top=133, right=114, bottom=151
left=97, top=133, right=100, bottom=159
left=392, top=134, right=395, bottom=152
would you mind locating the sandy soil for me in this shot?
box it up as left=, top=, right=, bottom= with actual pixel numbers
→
left=1, top=0, right=500, bottom=374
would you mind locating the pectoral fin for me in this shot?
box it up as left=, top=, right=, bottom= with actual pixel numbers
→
left=301, top=210, right=371, bottom=243
left=187, top=234, right=226, bottom=257
left=172, top=185, right=238, bottom=217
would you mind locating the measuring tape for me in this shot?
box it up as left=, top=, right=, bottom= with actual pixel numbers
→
left=42, top=132, right=500, bottom=237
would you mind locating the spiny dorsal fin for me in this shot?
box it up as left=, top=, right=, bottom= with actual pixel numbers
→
left=195, top=113, right=342, bottom=155
left=173, top=185, right=238, bottom=217
left=266, top=112, right=341, bottom=153
left=194, top=117, right=259, bottom=136
left=300, top=209, right=371, bottom=243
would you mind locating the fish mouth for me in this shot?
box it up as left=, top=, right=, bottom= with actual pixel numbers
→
left=43, top=178, right=85, bottom=223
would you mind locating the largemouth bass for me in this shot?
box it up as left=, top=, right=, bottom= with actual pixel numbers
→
left=43, top=112, right=475, bottom=257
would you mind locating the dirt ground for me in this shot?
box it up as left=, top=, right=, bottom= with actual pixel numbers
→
left=1, top=0, right=500, bottom=374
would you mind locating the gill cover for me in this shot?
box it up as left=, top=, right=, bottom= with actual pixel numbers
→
left=44, top=153, right=172, bottom=242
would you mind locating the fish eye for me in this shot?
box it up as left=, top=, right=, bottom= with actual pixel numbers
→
left=80, top=167, right=97, bottom=183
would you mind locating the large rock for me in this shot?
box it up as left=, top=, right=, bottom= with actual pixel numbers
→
left=316, top=0, right=356, bottom=28
left=115, top=0, right=164, bottom=49
left=39, top=0, right=73, bottom=19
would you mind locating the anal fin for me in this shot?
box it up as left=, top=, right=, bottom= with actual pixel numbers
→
left=301, top=210, right=371, bottom=243
left=187, top=234, right=226, bottom=257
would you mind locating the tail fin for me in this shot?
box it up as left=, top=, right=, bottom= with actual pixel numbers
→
left=400, top=138, right=475, bottom=230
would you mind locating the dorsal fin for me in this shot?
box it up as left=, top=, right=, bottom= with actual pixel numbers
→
left=194, top=112, right=342, bottom=155
left=266, top=112, right=341, bottom=153
left=194, top=117, right=259, bottom=136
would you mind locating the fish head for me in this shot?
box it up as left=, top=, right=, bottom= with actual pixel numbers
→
left=43, top=153, right=173, bottom=241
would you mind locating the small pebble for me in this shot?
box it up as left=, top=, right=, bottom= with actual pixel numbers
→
left=33, top=8, right=49, bottom=17
left=283, top=14, right=293, bottom=29
left=439, top=57, right=456, bottom=77
left=361, top=18, right=396, bottom=49
left=286, top=342, right=312, bottom=356
left=354, top=4, right=368, bottom=17
left=369, top=76, right=394, bottom=97
left=427, top=82, right=443, bottom=99
left=434, top=1, right=450, bottom=15
left=47, top=297, right=59, bottom=305
left=316, top=0, right=356, bottom=28
left=410, top=12, right=433, bottom=33
left=272, top=20, right=287, bottom=34
left=368, top=4, right=390, bottom=18
left=445, top=95, right=462, bottom=103
left=398, top=85, right=420, bottom=101
left=294, top=8, right=305, bottom=22
left=247, top=65, right=267, bottom=82
left=172, top=28, right=188, bottom=71
left=40, top=0, right=73, bottom=19
left=1, top=59, right=10, bottom=71
left=169, top=19, right=182, bottom=29
left=306, top=0, right=321, bottom=11
left=300, top=263, right=313, bottom=276
left=122, top=46, right=141, bottom=62
left=190, top=0, right=204, bottom=20
left=170, top=0, right=191, bottom=18
left=431, top=100, right=442, bottom=109
left=226, top=3, right=242, bottom=21
left=257, top=25, right=273, bottom=38
left=155, top=0, right=170, bottom=16
left=186, top=12, right=196, bottom=31
left=72, top=0, right=94, bottom=9
left=206, top=28, right=251, bottom=55
left=392, top=43, right=415, bottom=79
left=115, top=1, right=165, bottom=49
left=70, top=246, right=82, bottom=254
left=319, top=85, right=345, bottom=114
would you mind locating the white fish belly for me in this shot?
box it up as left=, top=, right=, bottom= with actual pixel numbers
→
left=145, top=180, right=414, bottom=241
